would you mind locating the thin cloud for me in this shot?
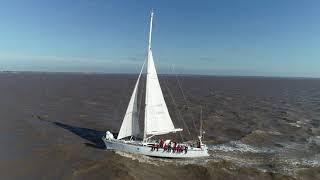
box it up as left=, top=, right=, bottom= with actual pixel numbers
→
left=198, top=57, right=218, bottom=62
left=127, top=56, right=143, bottom=62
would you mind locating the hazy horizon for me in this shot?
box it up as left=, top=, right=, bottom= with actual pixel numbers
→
left=2, top=70, right=320, bottom=80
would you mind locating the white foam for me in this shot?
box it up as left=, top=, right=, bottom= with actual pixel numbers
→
left=208, top=141, right=274, bottom=153
left=308, top=136, right=320, bottom=145
left=115, top=151, right=157, bottom=165
left=280, top=153, right=320, bottom=168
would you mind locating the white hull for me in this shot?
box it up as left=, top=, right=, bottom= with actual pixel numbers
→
left=102, top=137, right=210, bottom=158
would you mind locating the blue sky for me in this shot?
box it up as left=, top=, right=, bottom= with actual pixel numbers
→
left=0, top=0, right=319, bottom=77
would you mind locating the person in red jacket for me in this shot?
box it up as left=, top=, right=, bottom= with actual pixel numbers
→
left=159, top=139, right=164, bottom=148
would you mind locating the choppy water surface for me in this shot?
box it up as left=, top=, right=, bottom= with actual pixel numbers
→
left=0, top=72, right=319, bottom=180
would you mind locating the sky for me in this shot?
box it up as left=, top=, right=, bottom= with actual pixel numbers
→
left=0, top=0, right=319, bottom=77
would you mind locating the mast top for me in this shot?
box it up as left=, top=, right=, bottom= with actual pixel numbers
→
left=148, top=9, right=154, bottom=51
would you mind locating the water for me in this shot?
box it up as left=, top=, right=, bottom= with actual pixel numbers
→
left=0, top=72, right=319, bottom=179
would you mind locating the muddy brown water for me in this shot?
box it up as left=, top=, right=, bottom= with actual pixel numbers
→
left=0, top=72, right=319, bottom=180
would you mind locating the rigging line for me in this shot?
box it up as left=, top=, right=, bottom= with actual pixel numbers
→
left=162, top=80, right=184, bottom=142
left=174, top=66, right=188, bottom=106
left=162, top=78, right=192, bottom=139
left=171, top=65, right=198, bottom=131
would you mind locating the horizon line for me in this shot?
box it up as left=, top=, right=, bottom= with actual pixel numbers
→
left=1, top=70, right=319, bottom=79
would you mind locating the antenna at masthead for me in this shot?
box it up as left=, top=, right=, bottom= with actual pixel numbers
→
left=148, top=9, right=154, bottom=51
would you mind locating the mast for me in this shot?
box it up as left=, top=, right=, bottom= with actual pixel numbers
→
left=144, top=9, right=154, bottom=141
left=199, top=106, right=203, bottom=138
left=148, top=10, right=154, bottom=51
left=198, top=105, right=204, bottom=147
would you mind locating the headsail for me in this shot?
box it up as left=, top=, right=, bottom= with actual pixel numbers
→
left=117, top=62, right=145, bottom=140
left=144, top=11, right=182, bottom=139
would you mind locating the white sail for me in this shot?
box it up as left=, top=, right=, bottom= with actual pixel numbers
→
left=144, top=50, right=182, bottom=136
left=117, top=63, right=144, bottom=140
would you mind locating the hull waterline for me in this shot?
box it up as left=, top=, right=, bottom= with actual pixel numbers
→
left=102, top=138, right=210, bottom=158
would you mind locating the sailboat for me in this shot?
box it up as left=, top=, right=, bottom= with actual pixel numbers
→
left=102, top=10, right=209, bottom=158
